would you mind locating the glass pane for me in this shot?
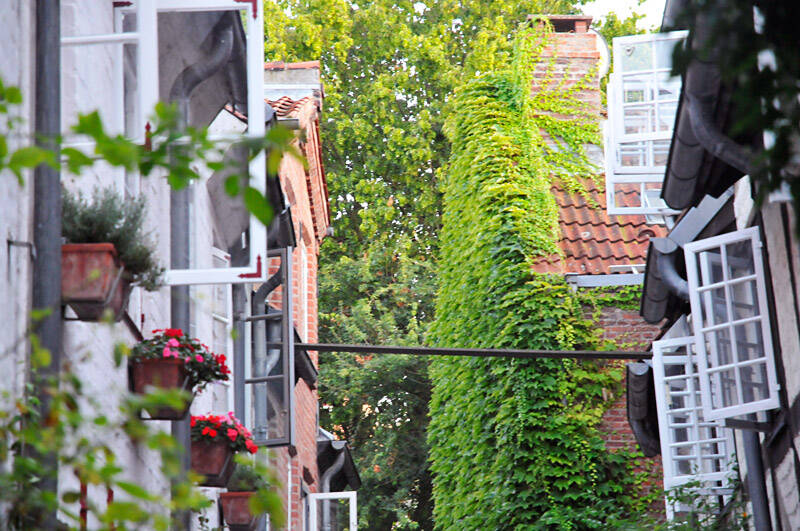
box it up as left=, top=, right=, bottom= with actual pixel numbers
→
left=619, top=40, right=653, bottom=72
left=251, top=321, right=283, bottom=378
left=652, top=139, right=670, bottom=166
left=619, top=142, right=647, bottom=167
left=315, top=498, right=353, bottom=531
left=709, top=367, right=738, bottom=409
left=250, top=379, right=287, bottom=442
left=726, top=240, right=755, bottom=278
left=655, top=37, right=682, bottom=69
left=730, top=281, right=759, bottom=320
left=657, top=102, right=677, bottom=131
left=623, top=106, right=653, bottom=134
left=740, top=362, right=769, bottom=403
left=655, top=71, right=681, bottom=100
left=734, top=321, right=764, bottom=362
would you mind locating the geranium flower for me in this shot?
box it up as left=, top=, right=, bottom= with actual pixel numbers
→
left=165, top=328, right=183, bottom=338
left=166, top=338, right=180, bottom=347
left=245, top=440, right=258, bottom=454
left=227, top=428, right=238, bottom=442
left=195, top=354, right=203, bottom=363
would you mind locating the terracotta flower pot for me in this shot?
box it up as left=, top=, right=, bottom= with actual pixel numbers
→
left=191, top=439, right=235, bottom=487
left=130, top=358, right=193, bottom=420
left=220, top=492, right=264, bottom=531
left=62, top=243, right=131, bottom=321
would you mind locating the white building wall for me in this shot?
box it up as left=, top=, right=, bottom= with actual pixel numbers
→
left=0, top=0, right=36, bottom=413
left=1, top=2, right=242, bottom=528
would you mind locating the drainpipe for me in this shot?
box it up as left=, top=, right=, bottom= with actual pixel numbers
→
left=742, top=431, right=772, bottom=530
left=168, top=14, right=233, bottom=530
left=32, top=1, right=61, bottom=529
left=320, top=447, right=346, bottom=531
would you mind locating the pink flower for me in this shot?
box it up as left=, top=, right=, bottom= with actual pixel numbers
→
left=227, top=428, right=238, bottom=442
left=195, top=354, right=203, bottom=363
left=166, top=338, right=180, bottom=347
left=245, top=440, right=258, bottom=454
left=162, top=347, right=178, bottom=358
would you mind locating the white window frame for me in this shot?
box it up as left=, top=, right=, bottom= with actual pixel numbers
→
left=684, top=227, right=780, bottom=420
left=652, top=336, right=736, bottom=520
left=307, top=491, right=357, bottom=531
left=63, top=0, right=268, bottom=286
left=605, top=31, right=686, bottom=216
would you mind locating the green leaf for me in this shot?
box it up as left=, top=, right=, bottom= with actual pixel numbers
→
left=242, top=186, right=273, bottom=226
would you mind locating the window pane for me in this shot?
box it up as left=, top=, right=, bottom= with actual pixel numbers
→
left=740, top=362, right=769, bottom=404
left=655, top=38, right=681, bottom=69
left=619, top=142, right=647, bottom=167
left=623, top=106, right=653, bottom=134
left=709, top=367, right=738, bottom=409
left=619, top=40, right=653, bottom=72
left=249, top=379, right=287, bottom=442
left=731, top=281, right=759, bottom=320
left=725, top=240, right=755, bottom=278
left=734, top=321, right=764, bottom=362
left=315, top=498, right=353, bottom=531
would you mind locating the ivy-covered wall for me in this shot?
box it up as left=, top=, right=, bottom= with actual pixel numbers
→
left=428, top=23, right=648, bottom=529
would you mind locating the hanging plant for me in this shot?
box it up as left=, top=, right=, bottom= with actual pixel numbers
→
left=129, top=329, right=230, bottom=420
left=190, top=412, right=257, bottom=487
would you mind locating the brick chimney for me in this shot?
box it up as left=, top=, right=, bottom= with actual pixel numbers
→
left=526, top=14, right=602, bottom=113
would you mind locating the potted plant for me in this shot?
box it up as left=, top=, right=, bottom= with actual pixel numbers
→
left=219, top=463, right=270, bottom=531
left=61, top=187, right=163, bottom=321
left=190, top=412, right=257, bottom=487
left=129, top=328, right=230, bottom=420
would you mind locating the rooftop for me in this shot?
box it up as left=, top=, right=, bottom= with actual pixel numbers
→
left=531, top=178, right=667, bottom=275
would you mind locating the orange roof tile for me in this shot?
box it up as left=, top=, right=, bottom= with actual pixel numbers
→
left=267, top=96, right=316, bottom=117
left=531, top=178, right=666, bottom=275
left=264, top=60, right=320, bottom=71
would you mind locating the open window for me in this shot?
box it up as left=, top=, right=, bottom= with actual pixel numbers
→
left=684, top=227, right=780, bottom=420
left=652, top=336, right=736, bottom=519
left=61, top=0, right=268, bottom=286
left=307, top=492, right=357, bottom=531
left=605, top=31, right=686, bottom=215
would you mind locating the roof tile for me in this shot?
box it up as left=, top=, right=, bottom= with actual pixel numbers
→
left=531, top=178, right=667, bottom=275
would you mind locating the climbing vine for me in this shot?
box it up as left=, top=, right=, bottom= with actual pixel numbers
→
left=428, top=22, right=649, bottom=529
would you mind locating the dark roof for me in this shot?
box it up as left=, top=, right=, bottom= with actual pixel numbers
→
left=660, top=6, right=759, bottom=211
left=531, top=178, right=667, bottom=275
left=317, top=434, right=361, bottom=491
left=627, top=362, right=660, bottom=457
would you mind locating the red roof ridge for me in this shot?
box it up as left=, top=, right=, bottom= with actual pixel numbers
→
left=264, top=60, right=320, bottom=71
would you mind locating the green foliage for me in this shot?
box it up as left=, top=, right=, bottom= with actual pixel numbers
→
left=428, top=23, right=647, bottom=529
left=62, top=186, right=165, bottom=290
left=267, top=1, right=590, bottom=527
left=227, top=460, right=270, bottom=492
left=655, top=475, right=748, bottom=530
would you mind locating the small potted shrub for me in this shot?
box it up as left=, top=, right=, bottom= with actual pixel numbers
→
left=61, top=187, right=163, bottom=321
left=129, top=328, right=230, bottom=420
left=190, top=412, right=257, bottom=487
left=220, top=463, right=270, bottom=531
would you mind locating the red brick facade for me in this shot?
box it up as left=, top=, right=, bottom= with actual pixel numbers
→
left=264, top=87, right=330, bottom=528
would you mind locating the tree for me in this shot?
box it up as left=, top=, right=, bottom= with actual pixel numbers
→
left=264, top=1, right=594, bottom=528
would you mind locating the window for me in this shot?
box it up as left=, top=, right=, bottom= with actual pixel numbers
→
left=684, top=227, right=780, bottom=420
left=652, top=336, right=736, bottom=519
left=604, top=31, right=686, bottom=215
left=244, top=248, right=295, bottom=447
left=307, top=492, right=357, bottom=531
left=61, top=0, right=269, bottom=286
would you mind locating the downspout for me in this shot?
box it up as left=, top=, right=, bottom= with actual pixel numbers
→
left=32, top=1, right=61, bottom=529
left=320, top=448, right=347, bottom=531
left=743, top=430, right=772, bottom=530
left=168, top=14, right=233, bottom=530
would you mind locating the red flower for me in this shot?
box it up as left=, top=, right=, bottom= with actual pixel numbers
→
left=227, top=428, right=238, bottom=442
left=164, top=328, right=183, bottom=338
left=208, top=429, right=217, bottom=438
left=202, top=426, right=210, bottom=436
left=245, top=440, right=258, bottom=454
left=190, top=418, right=196, bottom=427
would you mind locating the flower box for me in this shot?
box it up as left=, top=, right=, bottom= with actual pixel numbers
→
left=190, top=413, right=257, bottom=486
left=128, top=329, right=230, bottom=421
left=62, top=243, right=131, bottom=321
left=130, top=358, right=192, bottom=420
left=219, top=492, right=264, bottom=531
left=191, top=439, right=235, bottom=488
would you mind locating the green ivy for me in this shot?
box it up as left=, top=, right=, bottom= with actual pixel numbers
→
left=428, top=23, right=648, bottom=529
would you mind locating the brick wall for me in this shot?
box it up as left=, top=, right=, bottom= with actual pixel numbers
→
left=595, top=305, right=664, bottom=516
left=265, top=97, right=329, bottom=529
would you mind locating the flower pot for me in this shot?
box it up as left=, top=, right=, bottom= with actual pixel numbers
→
left=191, top=439, right=235, bottom=487
left=219, top=492, right=265, bottom=531
left=62, top=243, right=131, bottom=321
left=130, top=358, right=193, bottom=420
